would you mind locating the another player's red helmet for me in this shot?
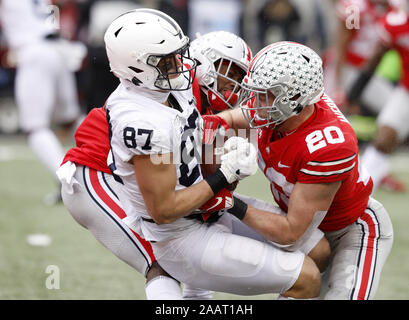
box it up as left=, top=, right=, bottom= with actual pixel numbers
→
left=239, top=42, right=324, bottom=128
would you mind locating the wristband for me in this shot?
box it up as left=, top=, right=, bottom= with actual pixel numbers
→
left=204, top=168, right=229, bottom=195
left=227, top=196, right=248, bottom=220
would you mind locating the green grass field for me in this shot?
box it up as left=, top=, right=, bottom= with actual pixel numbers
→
left=0, top=135, right=408, bottom=300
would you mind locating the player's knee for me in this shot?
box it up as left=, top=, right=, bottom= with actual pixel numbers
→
left=284, top=256, right=321, bottom=299
left=308, top=237, right=331, bottom=273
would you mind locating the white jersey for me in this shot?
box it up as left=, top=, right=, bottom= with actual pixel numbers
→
left=0, top=0, right=58, bottom=49
left=106, top=80, right=203, bottom=243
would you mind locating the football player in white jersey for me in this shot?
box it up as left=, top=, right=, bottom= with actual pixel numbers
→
left=58, top=24, right=328, bottom=300
left=104, top=8, right=322, bottom=299
left=0, top=0, right=85, bottom=204
left=56, top=29, right=255, bottom=300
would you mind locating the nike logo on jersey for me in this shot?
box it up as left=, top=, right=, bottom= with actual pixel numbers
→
left=188, top=98, right=195, bottom=105
left=278, top=161, right=290, bottom=168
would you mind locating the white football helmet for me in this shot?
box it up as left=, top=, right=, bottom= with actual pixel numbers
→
left=104, top=8, right=196, bottom=91
left=190, top=31, right=252, bottom=111
left=240, top=42, right=324, bottom=128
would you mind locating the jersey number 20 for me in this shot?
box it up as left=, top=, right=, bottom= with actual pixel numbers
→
left=305, top=126, right=345, bottom=153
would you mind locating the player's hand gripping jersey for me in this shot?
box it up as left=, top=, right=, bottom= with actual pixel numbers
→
left=257, top=94, right=373, bottom=232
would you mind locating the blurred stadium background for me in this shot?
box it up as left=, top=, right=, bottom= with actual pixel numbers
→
left=0, top=0, right=408, bottom=299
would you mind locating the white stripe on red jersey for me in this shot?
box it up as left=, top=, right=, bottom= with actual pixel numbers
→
left=306, top=153, right=357, bottom=166
left=300, top=162, right=356, bottom=177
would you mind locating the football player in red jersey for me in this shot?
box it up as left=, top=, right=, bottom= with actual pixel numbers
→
left=212, top=41, right=394, bottom=299
left=327, top=0, right=392, bottom=114
left=193, top=33, right=332, bottom=274
left=347, top=0, right=409, bottom=192
left=57, top=28, right=254, bottom=299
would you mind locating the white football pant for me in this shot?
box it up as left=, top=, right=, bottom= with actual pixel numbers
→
left=320, top=197, right=393, bottom=300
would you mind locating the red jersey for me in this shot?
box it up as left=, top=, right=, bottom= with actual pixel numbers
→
left=257, top=94, right=373, bottom=232
left=377, top=9, right=409, bottom=90
left=336, top=0, right=388, bottom=67
left=61, top=107, right=111, bottom=173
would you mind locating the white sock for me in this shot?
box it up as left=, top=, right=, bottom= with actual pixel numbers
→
left=182, top=284, right=214, bottom=300
left=361, top=144, right=390, bottom=190
left=28, top=128, right=64, bottom=181
left=145, top=276, right=182, bottom=300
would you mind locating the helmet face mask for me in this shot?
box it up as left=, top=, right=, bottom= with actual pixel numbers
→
left=104, top=8, right=197, bottom=91
left=147, top=42, right=196, bottom=90
left=240, top=83, right=302, bottom=128
left=206, top=57, right=247, bottom=110
left=239, top=41, right=324, bottom=128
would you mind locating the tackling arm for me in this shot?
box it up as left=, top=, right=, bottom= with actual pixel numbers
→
left=241, top=181, right=341, bottom=244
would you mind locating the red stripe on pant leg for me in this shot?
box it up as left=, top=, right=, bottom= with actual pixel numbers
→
left=357, top=212, right=377, bottom=300
left=88, top=168, right=156, bottom=263
left=89, top=168, right=126, bottom=219
left=130, top=229, right=156, bottom=263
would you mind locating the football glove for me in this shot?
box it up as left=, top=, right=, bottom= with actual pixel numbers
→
left=219, top=137, right=258, bottom=183
left=202, top=115, right=231, bottom=145
left=185, top=188, right=233, bottom=223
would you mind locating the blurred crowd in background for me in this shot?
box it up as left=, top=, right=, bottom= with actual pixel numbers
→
left=0, top=0, right=340, bottom=134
